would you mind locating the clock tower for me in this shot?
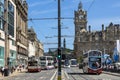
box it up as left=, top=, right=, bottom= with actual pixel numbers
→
left=74, top=1, right=87, bottom=57
left=74, top=1, right=87, bottom=36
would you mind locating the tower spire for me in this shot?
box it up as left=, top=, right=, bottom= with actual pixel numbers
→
left=78, top=1, right=82, bottom=10
left=63, top=38, right=66, bottom=49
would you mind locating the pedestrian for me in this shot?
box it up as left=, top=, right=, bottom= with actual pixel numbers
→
left=11, top=66, right=14, bottom=73
left=4, top=66, right=9, bottom=76
left=22, top=64, right=25, bottom=69
left=95, top=61, right=100, bottom=68
left=1, top=67, right=4, bottom=76
left=19, top=65, right=22, bottom=72
left=0, top=67, right=1, bottom=72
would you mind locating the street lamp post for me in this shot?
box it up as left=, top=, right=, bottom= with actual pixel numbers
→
left=4, top=0, right=9, bottom=67
left=58, top=0, right=61, bottom=80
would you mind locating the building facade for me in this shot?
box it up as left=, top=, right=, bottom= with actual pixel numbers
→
left=0, top=0, right=17, bottom=67
left=15, top=0, right=28, bottom=65
left=74, top=2, right=120, bottom=58
left=38, top=42, right=44, bottom=57
left=28, top=27, right=44, bottom=58
left=0, top=0, right=5, bottom=67
left=0, top=0, right=43, bottom=67
left=28, top=40, right=36, bottom=57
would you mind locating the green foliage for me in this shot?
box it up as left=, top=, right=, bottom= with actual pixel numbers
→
left=77, top=55, right=83, bottom=63
left=64, top=48, right=73, bottom=54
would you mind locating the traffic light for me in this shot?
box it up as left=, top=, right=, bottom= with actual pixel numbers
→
left=57, top=48, right=61, bottom=59
left=58, top=55, right=61, bottom=59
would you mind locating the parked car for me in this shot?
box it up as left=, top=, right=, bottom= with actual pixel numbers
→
left=64, top=63, right=70, bottom=68
left=64, top=59, right=70, bottom=68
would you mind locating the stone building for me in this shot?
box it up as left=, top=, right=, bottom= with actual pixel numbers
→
left=0, top=0, right=43, bottom=67
left=38, top=42, right=44, bottom=57
left=15, top=0, right=28, bottom=65
left=28, top=27, right=44, bottom=58
left=74, top=2, right=120, bottom=58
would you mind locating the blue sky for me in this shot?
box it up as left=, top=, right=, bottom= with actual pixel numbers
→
left=27, top=0, right=120, bottom=52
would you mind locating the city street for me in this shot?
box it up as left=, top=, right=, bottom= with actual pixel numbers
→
left=0, top=1, right=120, bottom=80
left=0, top=69, right=57, bottom=80
left=0, top=67, right=120, bottom=80
left=64, top=67, right=120, bottom=80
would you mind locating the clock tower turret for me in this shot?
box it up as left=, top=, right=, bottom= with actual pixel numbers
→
left=74, top=1, right=87, bottom=36
left=74, top=1, right=88, bottom=58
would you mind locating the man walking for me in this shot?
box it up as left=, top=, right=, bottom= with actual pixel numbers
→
left=1, top=67, right=4, bottom=76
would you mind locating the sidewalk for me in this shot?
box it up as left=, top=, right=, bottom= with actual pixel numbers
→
left=0, top=69, right=27, bottom=80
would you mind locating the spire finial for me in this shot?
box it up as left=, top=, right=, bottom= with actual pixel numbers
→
left=63, top=38, right=66, bottom=49
left=78, top=1, right=82, bottom=10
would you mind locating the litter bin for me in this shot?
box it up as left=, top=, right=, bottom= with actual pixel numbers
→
left=4, top=68, right=9, bottom=76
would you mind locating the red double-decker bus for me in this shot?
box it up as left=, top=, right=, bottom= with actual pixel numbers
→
left=27, top=59, right=41, bottom=72
left=82, top=50, right=102, bottom=74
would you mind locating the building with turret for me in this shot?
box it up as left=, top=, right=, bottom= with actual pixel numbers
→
left=74, top=1, right=120, bottom=59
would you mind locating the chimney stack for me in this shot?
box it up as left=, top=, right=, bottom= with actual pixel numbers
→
left=102, top=24, right=104, bottom=32
left=89, top=25, right=91, bottom=33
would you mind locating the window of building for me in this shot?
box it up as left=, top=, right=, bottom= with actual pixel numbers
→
left=12, top=39, right=15, bottom=46
left=0, top=48, right=1, bottom=57
left=0, top=6, right=4, bottom=17
left=0, top=47, right=4, bottom=58
left=0, top=0, right=4, bottom=3
left=8, top=1, right=14, bottom=37
left=0, top=0, right=4, bottom=30
left=8, top=1, right=14, bottom=15
left=11, top=52, right=14, bottom=57
left=0, top=0, right=4, bottom=16
left=0, top=19, right=3, bottom=29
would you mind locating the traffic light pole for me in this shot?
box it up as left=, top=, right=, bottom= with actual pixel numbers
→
left=58, top=0, right=61, bottom=80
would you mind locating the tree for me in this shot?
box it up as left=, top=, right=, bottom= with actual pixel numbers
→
left=77, top=55, right=83, bottom=63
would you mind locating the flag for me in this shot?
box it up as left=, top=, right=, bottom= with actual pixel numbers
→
left=113, top=47, right=119, bottom=62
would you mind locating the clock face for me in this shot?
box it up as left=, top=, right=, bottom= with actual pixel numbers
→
left=79, top=15, right=83, bottom=19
